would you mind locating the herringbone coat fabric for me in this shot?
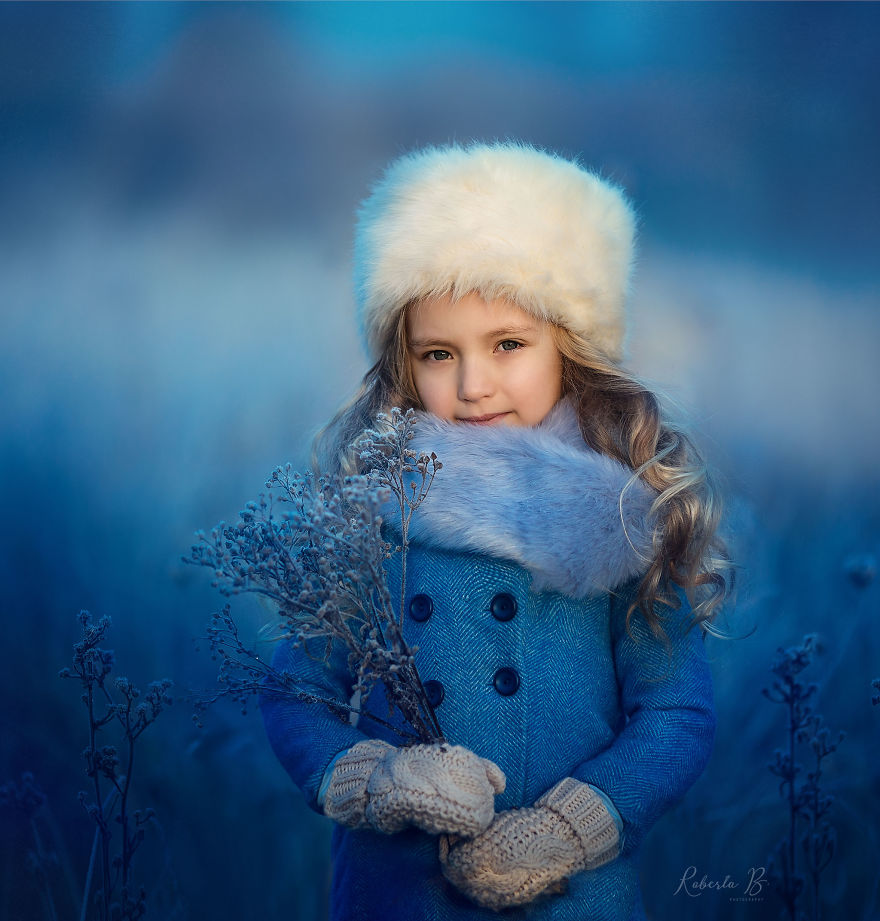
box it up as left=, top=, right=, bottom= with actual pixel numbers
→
left=261, top=398, right=716, bottom=920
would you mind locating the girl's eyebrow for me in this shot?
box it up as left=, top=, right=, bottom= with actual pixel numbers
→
left=408, top=325, right=538, bottom=349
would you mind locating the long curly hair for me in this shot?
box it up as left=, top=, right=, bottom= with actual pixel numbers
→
left=311, top=302, right=732, bottom=637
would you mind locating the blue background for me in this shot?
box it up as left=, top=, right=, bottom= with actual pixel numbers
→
left=1, top=3, right=878, bottom=919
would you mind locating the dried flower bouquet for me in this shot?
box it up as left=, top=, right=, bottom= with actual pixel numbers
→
left=186, top=408, right=444, bottom=744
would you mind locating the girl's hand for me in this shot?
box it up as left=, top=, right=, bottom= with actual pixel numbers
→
left=323, top=739, right=506, bottom=837
left=438, top=777, right=620, bottom=910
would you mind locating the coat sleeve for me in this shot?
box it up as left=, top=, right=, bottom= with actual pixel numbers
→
left=259, top=632, right=374, bottom=814
left=571, top=581, right=716, bottom=856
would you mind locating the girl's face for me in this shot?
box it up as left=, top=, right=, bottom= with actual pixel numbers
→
left=406, top=291, right=564, bottom=427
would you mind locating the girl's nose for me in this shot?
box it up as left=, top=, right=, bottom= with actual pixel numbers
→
left=457, top=357, right=495, bottom=402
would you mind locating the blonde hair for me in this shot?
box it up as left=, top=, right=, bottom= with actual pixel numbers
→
left=311, top=302, right=732, bottom=638
left=549, top=324, right=732, bottom=637
left=311, top=305, right=421, bottom=479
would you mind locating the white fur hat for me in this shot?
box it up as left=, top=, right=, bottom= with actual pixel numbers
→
left=354, top=141, right=637, bottom=363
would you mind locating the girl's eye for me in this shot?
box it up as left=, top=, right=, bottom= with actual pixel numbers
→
left=424, top=349, right=451, bottom=361
left=498, top=340, right=523, bottom=352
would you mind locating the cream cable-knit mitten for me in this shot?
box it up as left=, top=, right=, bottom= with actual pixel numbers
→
left=323, top=739, right=506, bottom=837
left=439, top=777, right=620, bottom=911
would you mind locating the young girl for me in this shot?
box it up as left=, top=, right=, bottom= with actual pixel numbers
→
left=261, top=142, right=730, bottom=920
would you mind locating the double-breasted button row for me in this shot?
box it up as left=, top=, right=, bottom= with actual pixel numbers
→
left=409, top=591, right=520, bottom=706
left=421, top=668, right=521, bottom=709
left=408, top=592, right=518, bottom=622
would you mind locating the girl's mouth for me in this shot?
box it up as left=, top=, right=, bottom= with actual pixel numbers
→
left=458, top=412, right=510, bottom=425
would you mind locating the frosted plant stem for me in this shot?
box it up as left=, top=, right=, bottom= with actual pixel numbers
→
left=392, top=461, right=408, bottom=633
left=80, top=791, right=117, bottom=921
left=80, top=826, right=99, bottom=921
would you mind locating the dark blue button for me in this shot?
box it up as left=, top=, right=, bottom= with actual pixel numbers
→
left=424, top=680, right=445, bottom=708
left=409, top=594, right=433, bottom=622
left=490, top=592, right=517, bottom=621
left=493, top=668, right=520, bottom=696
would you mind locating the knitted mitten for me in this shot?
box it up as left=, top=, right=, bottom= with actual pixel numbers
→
left=323, top=739, right=506, bottom=837
left=439, top=777, right=620, bottom=910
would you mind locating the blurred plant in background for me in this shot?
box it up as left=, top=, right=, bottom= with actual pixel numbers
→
left=0, top=771, right=59, bottom=920
left=185, top=407, right=444, bottom=744
left=59, top=611, right=174, bottom=921
left=763, top=634, right=845, bottom=921
left=2, top=613, right=176, bottom=921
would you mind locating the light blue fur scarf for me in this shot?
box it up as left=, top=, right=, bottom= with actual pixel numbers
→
left=380, top=395, right=657, bottom=599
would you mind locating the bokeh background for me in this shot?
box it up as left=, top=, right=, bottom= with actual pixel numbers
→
left=2, top=2, right=878, bottom=919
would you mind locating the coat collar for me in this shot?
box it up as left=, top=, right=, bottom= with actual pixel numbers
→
left=380, top=395, right=657, bottom=599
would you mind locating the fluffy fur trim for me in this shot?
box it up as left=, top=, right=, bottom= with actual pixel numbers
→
left=379, top=396, right=657, bottom=599
left=354, top=142, right=636, bottom=364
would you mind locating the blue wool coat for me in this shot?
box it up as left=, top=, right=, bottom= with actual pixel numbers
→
left=261, top=397, right=716, bottom=921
